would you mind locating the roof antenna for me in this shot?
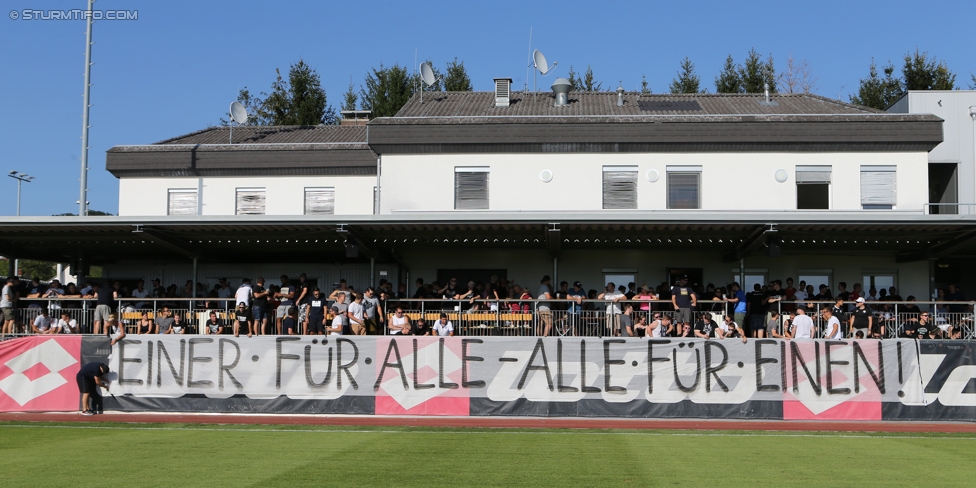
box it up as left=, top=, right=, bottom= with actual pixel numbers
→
left=524, top=27, right=532, bottom=94
left=530, top=48, right=557, bottom=102
left=419, top=62, right=443, bottom=104
left=228, top=101, right=249, bottom=143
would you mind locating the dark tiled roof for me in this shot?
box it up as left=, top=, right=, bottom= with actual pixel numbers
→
left=152, top=125, right=366, bottom=145
left=393, top=91, right=883, bottom=118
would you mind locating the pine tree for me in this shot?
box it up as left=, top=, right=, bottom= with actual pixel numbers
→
left=902, top=49, right=956, bottom=90
left=567, top=66, right=580, bottom=91
left=739, top=48, right=775, bottom=93
left=669, top=57, right=702, bottom=94
left=341, top=79, right=358, bottom=112
left=360, top=64, right=413, bottom=118
left=849, top=59, right=904, bottom=110
left=581, top=65, right=602, bottom=91
left=287, top=59, right=335, bottom=125
left=714, top=55, right=742, bottom=93
left=640, top=75, right=651, bottom=94
left=970, top=73, right=976, bottom=90
left=220, top=87, right=269, bottom=126
left=444, top=58, right=473, bottom=91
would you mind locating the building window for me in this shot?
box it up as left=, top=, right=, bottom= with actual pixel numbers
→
left=602, top=166, right=638, bottom=209
left=667, top=166, right=701, bottom=209
left=796, top=166, right=831, bottom=210
left=235, top=188, right=266, bottom=215
left=860, top=166, right=896, bottom=209
left=862, top=272, right=897, bottom=293
left=167, top=189, right=197, bottom=216
left=304, top=188, right=335, bottom=215
left=455, top=167, right=489, bottom=210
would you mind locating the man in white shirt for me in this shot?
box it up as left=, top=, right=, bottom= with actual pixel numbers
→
left=821, top=308, right=842, bottom=340
left=43, top=280, right=65, bottom=313
left=54, top=312, right=79, bottom=334
left=32, top=310, right=55, bottom=334
left=790, top=307, right=816, bottom=339
left=598, top=282, right=625, bottom=336
left=235, top=278, right=253, bottom=308
left=433, top=313, right=454, bottom=336
left=347, top=294, right=366, bottom=335
left=131, top=279, right=150, bottom=309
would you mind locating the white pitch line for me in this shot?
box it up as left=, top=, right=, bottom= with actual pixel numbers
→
left=1, top=424, right=974, bottom=440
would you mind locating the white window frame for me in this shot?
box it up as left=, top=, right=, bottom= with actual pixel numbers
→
left=167, top=189, right=198, bottom=216
left=796, top=165, right=832, bottom=210
left=304, top=187, right=335, bottom=215
left=454, top=167, right=489, bottom=210
left=235, top=188, right=266, bottom=215
left=667, top=166, right=702, bottom=210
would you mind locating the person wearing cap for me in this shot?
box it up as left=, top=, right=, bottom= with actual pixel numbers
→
left=790, top=307, right=815, bottom=339
left=849, top=297, right=872, bottom=339
left=671, top=276, right=697, bottom=334
left=76, top=362, right=110, bottom=415
left=567, top=281, right=586, bottom=315
left=32, top=309, right=55, bottom=334
left=106, top=313, right=126, bottom=345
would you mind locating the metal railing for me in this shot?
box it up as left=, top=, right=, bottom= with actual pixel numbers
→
left=1, top=297, right=973, bottom=340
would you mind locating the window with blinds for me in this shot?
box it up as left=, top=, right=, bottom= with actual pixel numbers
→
left=860, top=166, right=896, bottom=209
left=235, top=188, right=266, bottom=215
left=304, top=188, right=335, bottom=215
left=667, top=166, right=701, bottom=209
left=167, top=189, right=197, bottom=216
left=602, top=166, right=638, bottom=209
left=796, top=166, right=831, bottom=210
left=454, top=167, right=489, bottom=210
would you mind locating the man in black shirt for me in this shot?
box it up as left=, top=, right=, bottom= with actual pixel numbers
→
left=671, top=276, right=697, bottom=332
left=250, top=277, right=269, bottom=336
left=412, top=318, right=431, bottom=336
left=831, top=298, right=848, bottom=336
left=849, top=298, right=872, bottom=338
left=76, top=362, right=109, bottom=415
left=295, top=273, right=312, bottom=328
left=93, top=282, right=117, bottom=335
left=746, top=284, right=766, bottom=337
left=694, top=315, right=721, bottom=339
left=306, top=288, right=327, bottom=335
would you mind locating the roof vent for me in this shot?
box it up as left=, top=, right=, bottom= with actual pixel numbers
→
left=494, top=78, right=513, bottom=107
left=616, top=83, right=625, bottom=107
left=758, top=82, right=778, bottom=106
left=552, top=78, right=572, bottom=107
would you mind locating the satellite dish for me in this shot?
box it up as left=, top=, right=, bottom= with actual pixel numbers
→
left=533, top=49, right=556, bottom=75
left=230, top=101, right=249, bottom=124
left=420, top=62, right=437, bottom=87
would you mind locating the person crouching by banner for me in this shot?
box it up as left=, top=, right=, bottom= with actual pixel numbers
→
left=77, top=362, right=110, bottom=415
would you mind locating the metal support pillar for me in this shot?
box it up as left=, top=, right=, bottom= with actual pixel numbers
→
left=191, top=257, right=198, bottom=309
left=6, top=258, right=15, bottom=278
left=929, top=258, right=937, bottom=310
left=370, top=258, right=375, bottom=287
left=553, top=257, right=558, bottom=288
left=739, top=259, right=745, bottom=288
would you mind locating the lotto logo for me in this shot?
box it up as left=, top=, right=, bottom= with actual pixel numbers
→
left=0, top=337, right=81, bottom=410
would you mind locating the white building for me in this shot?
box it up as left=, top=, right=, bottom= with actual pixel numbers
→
left=3, top=83, right=968, bottom=303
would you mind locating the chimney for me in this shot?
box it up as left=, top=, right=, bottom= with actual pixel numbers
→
left=616, top=84, right=625, bottom=107
left=552, top=78, right=571, bottom=107
left=340, top=110, right=371, bottom=126
left=494, top=78, right=513, bottom=107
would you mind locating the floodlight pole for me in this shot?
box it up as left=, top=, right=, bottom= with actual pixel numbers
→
left=79, top=0, right=95, bottom=217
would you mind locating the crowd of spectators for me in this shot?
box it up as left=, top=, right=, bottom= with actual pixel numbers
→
left=0, top=272, right=971, bottom=340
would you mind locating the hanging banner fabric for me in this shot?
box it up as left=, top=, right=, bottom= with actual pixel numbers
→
left=4, top=336, right=975, bottom=420
left=0, top=336, right=82, bottom=412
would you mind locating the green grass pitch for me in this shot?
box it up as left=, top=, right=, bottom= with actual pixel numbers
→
left=1, top=422, right=974, bottom=487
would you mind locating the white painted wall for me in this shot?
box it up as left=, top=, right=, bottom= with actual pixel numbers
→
left=889, top=91, right=976, bottom=206
left=379, top=152, right=928, bottom=213
left=118, top=176, right=376, bottom=216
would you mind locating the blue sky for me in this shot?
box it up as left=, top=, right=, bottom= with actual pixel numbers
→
left=1, top=0, right=974, bottom=216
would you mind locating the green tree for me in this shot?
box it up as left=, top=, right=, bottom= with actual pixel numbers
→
left=739, top=48, right=775, bottom=93
left=222, top=60, right=337, bottom=126
left=341, top=79, right=358, bottom=112
left=903, top=49, right=956, bottom=90
left=567, top=66, right=580, bottom=91
left=580, top=65, right=602, bottom=92
left=849, top=59, right=904, bottom=110
left=220, top=87, right=270, bottom=126
left=640, top=75, right=651, bottom=94
left=444, top=58, right=472, bottom=91
left=669, top=57, right=702, bottom=94
left=18, top=260, right=55, bottom=281
left=714, top=55, right=742, bottom=93
left=361, top=64, right=413, bottom=118
left=53, top=210, right=113, bottom=216
left=970, top=73, right=976, bottom=89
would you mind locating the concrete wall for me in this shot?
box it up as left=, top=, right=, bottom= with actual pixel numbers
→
left=118, top=176, right=376, bottom=216
left=379, top=152, right=929, bottom=213
left=890, top=91, right=976, bottom=205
